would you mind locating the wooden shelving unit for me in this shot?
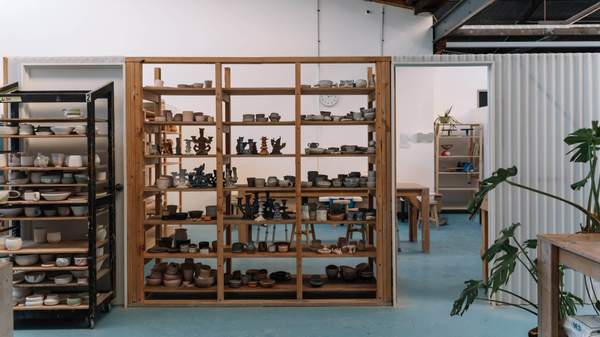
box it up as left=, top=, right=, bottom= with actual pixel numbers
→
left=125, top=56, right=393, bottom=306
left=434, top=123, right=482, bottom=211
left=0, top=82, right=117, bottom=328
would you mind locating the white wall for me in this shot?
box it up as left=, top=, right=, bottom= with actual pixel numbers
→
left=396, top=66, right=488, bottom=189
left=0, top=0, right=432, bottom=304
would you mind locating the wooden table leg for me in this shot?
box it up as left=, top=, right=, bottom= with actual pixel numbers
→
left=421, top=188, right=430, bottom=253
left=409, top=202, right=418, bottom=242
left=538, top=240, right=560, bottom=337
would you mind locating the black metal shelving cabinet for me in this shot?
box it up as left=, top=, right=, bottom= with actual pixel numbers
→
left=0, top=82, right=116, bottom=328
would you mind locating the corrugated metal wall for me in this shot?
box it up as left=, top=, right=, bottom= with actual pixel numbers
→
left=394, top=53, right=600, bottom=304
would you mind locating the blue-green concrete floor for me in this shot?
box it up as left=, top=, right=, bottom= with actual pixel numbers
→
left=15, top=214, right=536, bottom=337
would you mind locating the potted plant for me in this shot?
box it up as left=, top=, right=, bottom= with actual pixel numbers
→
left=451, top=121, right=600, bottom=336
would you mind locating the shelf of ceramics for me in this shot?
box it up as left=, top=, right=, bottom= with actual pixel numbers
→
left=301, top=120, right=375, bottom=126
left=0, top=182, right=107, bottom=188
left=0, top=165, right=106, bottom=171
left=224, top=121, right=295, bottom=126
left=143, top=86, right=216, bottom=96
left=0, top=239, right=108, bottom=255
left=223, top=249, right=297, bottom=258
left=0, top=118, right=108, bottom=123
left=12, top=291, right=113, bottom=311
left=0, top=216, right=89, bottom=221
left=144, top=154, right=217, bottom=159
left=300, top=187, right=374, bottom=196
left=2, top=200, right=93, bottom=206
left=144, top=286, right=216, bottom=293
left=144, top=121, right=216, bottom=126
left=302, top=247, right=377, bottom=258
left=144, top=187, right=216, bottom=193
left=143, top=251, right=217, bottom=259
left=223, top=185, right=295, bottom=192
left=301, top=87, right=374, bottom=96
left=302, top=277, right=376, bottom=292
left=223, top=217, right=296, bottom=225
left=224, top=154, right=296, bottom=158
left=13, top=265, right=89, bottom=272
left=13, top=281, right=88, bottom=288
left=225, top=281, right=296, bottom=293
left=144, top=217, right=215, bottom=226
left=301, top=153, right=374, bottom=158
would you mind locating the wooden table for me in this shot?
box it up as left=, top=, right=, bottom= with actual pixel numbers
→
left=538, top=233, right=600, bottom=336
left=396, top=183, right=429, bottom=253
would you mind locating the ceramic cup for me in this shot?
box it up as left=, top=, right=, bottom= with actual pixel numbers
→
left=182, top=111, right=194, bottom=122
left=30, top=172, right=43, bottom=184
left=25, top=207, right=42, bottom=217
left=65, top=155, right=83, bottom=168
left=204, top=80, right=213, bottom=88
left=57, top=206, right=71, bottom=217
left=33, top=227, right=47, bottom=243
left=23, top=191, right=40, bottom=201
left=51, top=153, right=65, bottom=167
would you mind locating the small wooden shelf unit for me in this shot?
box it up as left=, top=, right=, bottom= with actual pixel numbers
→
left=126, top=56, right=393, bottom=306
left=434, top=123, right=482, bottom=211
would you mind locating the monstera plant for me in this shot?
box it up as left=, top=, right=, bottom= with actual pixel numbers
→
left=451, top=121, right=600, bottom=334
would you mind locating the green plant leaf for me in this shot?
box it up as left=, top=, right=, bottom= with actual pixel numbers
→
left=467, top=166, right=518, bottom=216
left=564, top=122, right=600, bottom=164
left=595, top=300, right=600, bottom=312
left=450, top=280, right=486, bottom=316
left=524, top=239, right=537, bottom=249
left=560, top=291, right=584, bottom=319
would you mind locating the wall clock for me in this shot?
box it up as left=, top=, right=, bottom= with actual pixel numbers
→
left=319, top=94, right=339, bottom=107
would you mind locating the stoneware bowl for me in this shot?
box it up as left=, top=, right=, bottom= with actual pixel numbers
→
left=24, top=271, right=46, bottom=284
left=54, top=273, right=73, bottom=285
left=326, top=265, right=339, bottom=280
left=163, top=278, right=182, bottom=288
left=15, top=254, right=39, bottom=267
left=74, top=256, right=88, bottom=266
left=5, top=237, right=23, bottom=251
left=194, top=275, right=214, bottom=288
left=146, top=277, right=162, bottom=286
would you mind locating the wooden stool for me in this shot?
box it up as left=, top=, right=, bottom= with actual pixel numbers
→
left=346, top=223, right=367, bottom=241
left=419, top=193, right=445, bottom=228
left=290, top=223, right=316, bottom=244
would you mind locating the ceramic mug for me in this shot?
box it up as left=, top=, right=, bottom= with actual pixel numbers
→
left=182, top=111, right=194, bottom=122
left=51, top=153, right=65, bottom=167
left=23, top=191, right=40, bottom=201
left=0, top=190, right=20, bottom=203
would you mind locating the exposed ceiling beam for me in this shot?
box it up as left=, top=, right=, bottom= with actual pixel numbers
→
left=539, top=2, right=600, bottom=24
left=446, top=41, right=600, bottom=48
left=433, top=0, right=497, bottom=41
left=454, top=24, right=600, bottom=36
left=365, top=0, right=413, bottom=9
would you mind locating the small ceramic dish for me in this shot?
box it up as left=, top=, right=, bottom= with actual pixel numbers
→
left=163, top=278, right=182, bottom=288
left=55, top=256, right=71, bottom=267
left=73, top=256, right=87, bottom=266
left=50, top=126, right=74, bottom=135
left=54, top=273, right=73, bottom=285
left=228, top=279, right=242, bottom=288
left=309, top=275, right=324, bottom=288
left=67, top=296, right=81, bottom=306
left=259, top=279, right=275, bottom=288
left=41, top=192, right=71, bottom=201
left=43, top=296, right=60, bottom=306
left=146, top=277, right=162, bottom=286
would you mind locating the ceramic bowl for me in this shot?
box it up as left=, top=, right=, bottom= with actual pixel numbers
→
left=340, top=265, right=357, bottom=282
left=188, top=210, right=203, bottom=218
left=70, top=205, right=88, bottom=217
left=301, top=181, right=313, bottom=188
left=54, top=273, right=73, bottom=285
left=146, top=277, right=162, bottom=286
left=163, top=278, right=182, bottom=288
left=15, top=254, right=39, bottom=266
left=55, top=257, right=71, bottom=267
left=316, top=180, right=331, bottom=188
left=12, top=287, right=31, bottom=300
left=194, top=275, right=214, bottom=288
left=0, top=126, right=18, bottom=135
left=318, top=80, right=333, bottom=88
left=71, top=270, right=87, bottom=278
left=41, top=192, right=71, bottom=201
left=44, top=296, right=60, bottom=306
left=259, top=279, right=275, bottom=288
left=67, top=296, right=81, bottom=306
left=74, top=174, right=89, bottom=184
left=46, top=232, right=61, bottom=243
left=228, top=279, right=242, bottom=288
left=42, top=209, right=58, bottom=217
left=174, top=212, right=188, bottom=220
left=50, top=126, right=74, bottom=135
left=309, top=275, right=324, bottom=288
left=74, top=256, right=88, bottom=266
left=40, top=175, right=61, bottom=184
left=0, top=208, right=23, bottom=217
left=269, top=271, right=291, bottom=282
left=24, top=271, right=46, bottom=284
left=277, top=242, right=290, bottom=253
left=5, top=237, right=23, bottom=251
left=326, top=265, right=339, bottom=280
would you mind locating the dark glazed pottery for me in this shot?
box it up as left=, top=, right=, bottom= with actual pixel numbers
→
left=188, top=210, right=203, bottom=218
left=309, top=275, right=324, bottom=288
left=326, top=265, right=339, bottom=280
left=269, top=271, right=291, bottom=282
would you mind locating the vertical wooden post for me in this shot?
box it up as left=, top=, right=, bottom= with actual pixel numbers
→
left=126, top=61, right=144, bottom=304
left=224, top=67, right=232, bottom=276
left=538, top=240, right=560, bottom=337
left=374, top=61, right=385, bottom=302
left=215, top=63, right=225, bottom=302
left=294, top=62, right=303, bottom=300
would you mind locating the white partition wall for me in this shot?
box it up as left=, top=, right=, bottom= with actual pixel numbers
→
left=395, top=53, right=600, bottom=304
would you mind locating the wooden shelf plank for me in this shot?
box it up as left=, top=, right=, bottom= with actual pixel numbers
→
left=145, top=154, right=216, bottom=159
left=223, top=248, right=297, bottom=258
left=301, top=153, right=374, bottom=158
left=0, top=165, right=106, bottom=171
left=13, top=265, right=88, bottom=272
left=301, top=87, right=374, bottom=95
left=224, top=87, right=294, bottom=96
left=0, top=239, right=107, bottom=255
left=302, top=277, right=376, bottom=292
left=144, top=187, right=216, bottom=192
left=437, top=187, right=478, bottom=191
left=143, top=251, right=217, bottom=259
left=144, top=285, right=216, bottom=293
left=223, top=185, right=295, bottom=192
left=13, top=281, right=87, bottom=288
left=0, top=118, right=107, bottom=123
left=0, top=134, right=96, bottom=139
left=143, top=86, right=216, bottom=96
left=301, top=120, right=375, bottom=126
left=12, top=291, right=113, bottom=311
left=144, top=217, right=215, bottom=225
left=302, top=247, right=376, bottom=258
